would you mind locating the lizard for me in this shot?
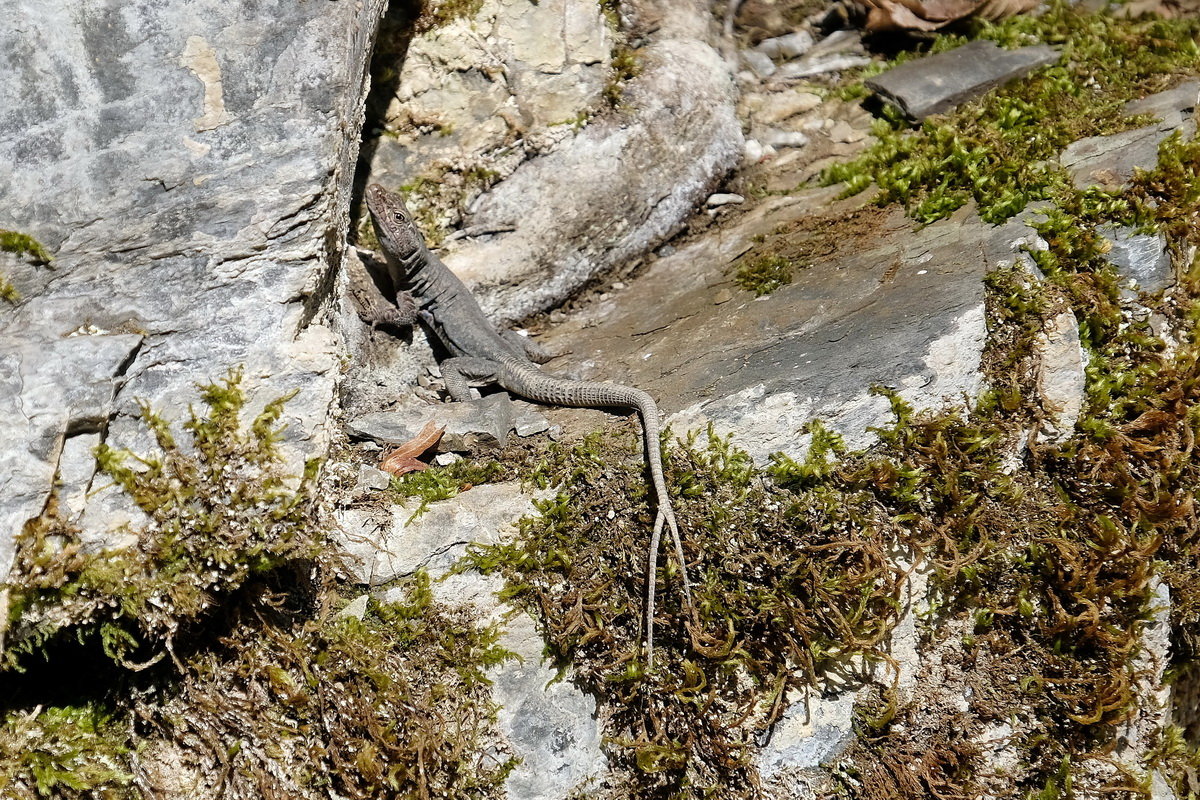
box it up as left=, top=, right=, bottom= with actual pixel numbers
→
left=353, top=181, right=691, bottom=667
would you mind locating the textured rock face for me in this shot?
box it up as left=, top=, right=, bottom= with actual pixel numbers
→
left=0, top=0, right=386, bottom=577
left=363, top=0, right=743, bottom=322
left=372, top=0, right=614, bottom=190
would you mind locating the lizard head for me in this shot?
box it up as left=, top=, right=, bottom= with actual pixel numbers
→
left=365, top=183, right=422, bottom=264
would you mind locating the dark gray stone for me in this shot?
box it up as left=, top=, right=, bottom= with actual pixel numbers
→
left=866, top=41, right=1059, bottom=120
left=1060, top=82, right=1197, bottom=191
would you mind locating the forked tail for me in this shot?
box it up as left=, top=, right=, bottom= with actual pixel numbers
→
left=498, top=358, right=691, bottom=666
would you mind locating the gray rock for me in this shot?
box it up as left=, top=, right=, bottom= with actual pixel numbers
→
left=439, top=0, right=743, bottom=321
left=0, top=0, right=376, bottom=579
left=762, top=130, right=811, bottom=149
left=491, top=612, right=608, bottom=799
left=370, top=0, right=615, bottom=191
left=1035, top=310, right=1086, bottom=444
left=334, top=481, right=547, bottom=585
left=757, top=689, right=856, bottom=781
left=775, top=53, right=871, bottom=80
left=707, top=193, right=746, bottom=207
left=866, top=41, right=1059, bottom=120
left=355, top=464, right=393, bottom=493
left=1100, top=224, right=1173, bottom=294
left=512, top=401, right=552, bottom=437
left=347, top=393, right=516, bottom=453
left=335, top=594, right=370, bottom=621
left=1059, top=84, right=1196, bottom=191
left=743, top=49, right=778, bottom=79
left=756, top=32, right=815, bottom=60
left=1060, top=118, right=1193, bottom=190
left=1124, top=79, right=1199, bottom=120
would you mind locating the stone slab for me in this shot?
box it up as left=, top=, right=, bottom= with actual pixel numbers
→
left=866, top=41, right=1059, bottom=120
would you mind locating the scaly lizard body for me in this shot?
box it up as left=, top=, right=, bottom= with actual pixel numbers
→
left=357, top=183, right=690, bottom=665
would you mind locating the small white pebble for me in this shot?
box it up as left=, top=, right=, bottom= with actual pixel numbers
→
left=707, top=192, right=746, bottom=208
left=916, top=269, right=928, bottom=275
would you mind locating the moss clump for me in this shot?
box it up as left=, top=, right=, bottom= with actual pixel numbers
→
left=603, top=46, right=642, bottom=107
left=0, top=703, right=133, bottom=799
left=414, top=0, right=484, bottom=33
left=4, top=368, right=321, bottom=670
left=467, top=425, right=905, bottom=795
left=135, top=573, right=515, bottom=800
left=0, top=274, right=18, bottom=303
left=0, top=374, right=515, bottom=799
left=0, top=229, right=52, bottom=264
left=823, top=4, right=1200, bottom=224
left=732, top=253, right=797, bottom=295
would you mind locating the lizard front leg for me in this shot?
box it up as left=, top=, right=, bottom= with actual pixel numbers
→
left=440, top=357, right=500, bottom=402
left=348, top=251, right=420, bottom=328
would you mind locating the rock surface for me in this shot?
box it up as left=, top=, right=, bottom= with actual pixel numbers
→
left=866, top=41, right=1059, bottom=120
left=1060, top=81, right=1197, bottom=190
left=0, top=0, right=381, bottom=578
left=335, top=481, right=548, bottom=586
left=547, top=195, right=1027, bottom=464
left=380, top=0, right=744, bottom=321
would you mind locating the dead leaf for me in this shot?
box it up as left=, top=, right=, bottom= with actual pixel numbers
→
left=379, top=420, right=446, bottom=476
left=855, top=0, right=1037, bottom=32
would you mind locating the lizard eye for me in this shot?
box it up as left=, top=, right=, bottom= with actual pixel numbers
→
left=394, top=211, right=407, bottom=223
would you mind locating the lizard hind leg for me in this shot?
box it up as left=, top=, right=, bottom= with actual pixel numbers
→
left=439, top=357, right=500, bottom=402
left=500, top=328, right=558, bottom=364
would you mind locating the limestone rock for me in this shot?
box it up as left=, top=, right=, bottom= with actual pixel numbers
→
left=334, top=481, right=546, bottom=586
left=1060, top=81, right=1197, bottom=190
left=436, top=0, right=744, bottom=320
left=347, top=392, right=516, bottom=453
left=0, top=0, right=379, bottom=578
left=1101, top=224, right=1173, bottom=295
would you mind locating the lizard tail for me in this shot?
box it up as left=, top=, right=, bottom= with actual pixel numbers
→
left=498, top=358, right=692, bottom=667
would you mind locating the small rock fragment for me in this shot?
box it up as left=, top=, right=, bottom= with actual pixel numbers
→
left=755, top=31, right=815, bottom=60
left=434, top=452, right=462, bottom=466
left=759, top=90, right=823, bottom=124
left=336, top=594, right=370, bottom=621
left=713, top=288, right=734, bottom=305
left=356, top=464, right=393, bottom=493
left=827, top=120, right=864, bottom=143
left=762, top=129, right=810, bottom=149
left=776, top=54, right=871, bottom=80
left=707, top=193, right=746, bottom=208
left=744, top=138, right=767, bottom=164
left=347, top=393, right=516, bottom=454
left=1099, top=224, right=1173, bottom=295
left=742, top=49, right=777, bottom=79
left=866, top=41, right=1059, bottom=120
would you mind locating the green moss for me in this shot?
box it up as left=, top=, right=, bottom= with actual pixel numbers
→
left=603, top=45, right=641, bottom=107
left=3, top=368, right=321, bottom=671
left=0, top=273, right=18, bottom=304
left=823, top=4, right=1200, bottom=224
left=0, top=703, right=134, bottom=799
left=466, top=425, right=905, bottom=795
left=732, top=253, right=797, bottom=296
left=415, top=0, right=484, bottom=33
left=390, top=457, right=507, bottom=520
left=0, top=230, right=52, bottom=264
